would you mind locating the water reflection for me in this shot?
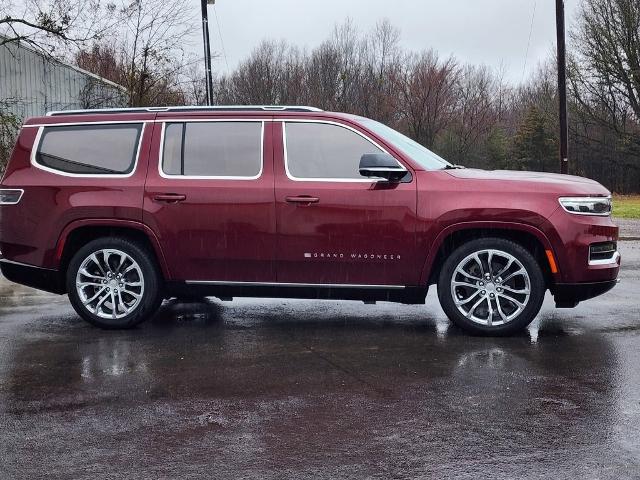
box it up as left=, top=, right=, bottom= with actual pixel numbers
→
left=0, top=280, right=62, bottom=309
left=4, top=298, right=620, bottom=474
left=80, top=339, right=150, bottom=381
left=6, top=299, right=615, bottom=396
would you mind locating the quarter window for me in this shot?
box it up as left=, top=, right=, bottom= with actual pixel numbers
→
left=285, top=122, right=384, bottom=179
left=36, top=124, right=142, bottom=175
left=162, top=122, right=262, bottom=178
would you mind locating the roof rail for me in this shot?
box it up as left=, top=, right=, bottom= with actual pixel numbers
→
left=46, top=105, right=324, bottom=116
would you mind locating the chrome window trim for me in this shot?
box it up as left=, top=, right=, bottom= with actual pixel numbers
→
left=154, top=118, right=271, bottom=123
left=185, top=280, right=405, bottom=289
left=588, top=251, right=620, bottom=266
left=282, top=120, right=406, bottom=183
left=30, top=122, right=146, bottom=178
left=23, top=120, right=150, bottom=128
left=158, top=120, right=264, bottom=181
left=0, top=189, right=24, bottom=205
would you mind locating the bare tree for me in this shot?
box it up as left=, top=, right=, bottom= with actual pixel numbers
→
left=74, top=0, right=201, bottom=107
left=331, top=20, right=364, bottom=112
left=222, top=40, right=291, bottom=104
left=118, top=0, right=199, bottom=106
left=442, top=65, right=502, bottom=163
left=571, top=0, right=640, bottom=126
left=75, top=43, right=123, bottom=83
left=78, top=77, right=127, bottom=109
left=566, top=0, right=640, bottom=190
left=396, top=50, right=459, bottom=148
left=0, top=100, right=20, bottom=174
left=1, top=0, right=116, bottom=55
left=358, top=19, right=402, bottom=122
left=183, top=63, right=208, bottom=106
left=305, top=40, right=343, bottom=110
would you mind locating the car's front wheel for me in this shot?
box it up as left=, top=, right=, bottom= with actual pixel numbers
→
left=437, top=238, right=546, bottom=336
left=66, top=237, right=163, bottom=329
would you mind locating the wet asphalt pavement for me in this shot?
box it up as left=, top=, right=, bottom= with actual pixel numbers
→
left=1, top=243, right=639, bottom=479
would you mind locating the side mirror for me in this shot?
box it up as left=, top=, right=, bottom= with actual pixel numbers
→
left=359, top=153, right=408, bottom=182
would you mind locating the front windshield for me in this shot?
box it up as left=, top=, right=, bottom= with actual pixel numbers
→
left=359, top=118, right=452, bottom=170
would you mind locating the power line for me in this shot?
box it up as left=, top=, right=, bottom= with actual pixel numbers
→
left=212, top=4, right=230, bottom=73
left=521, top=0, right=537, bottom=84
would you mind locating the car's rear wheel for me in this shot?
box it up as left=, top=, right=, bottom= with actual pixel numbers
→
left=437, top=238, right=546, bottom=336
left=66, top=237, right=163, bottom=329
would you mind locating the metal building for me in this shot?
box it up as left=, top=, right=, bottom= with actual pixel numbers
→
left=0, top=36, right=127, bottom=119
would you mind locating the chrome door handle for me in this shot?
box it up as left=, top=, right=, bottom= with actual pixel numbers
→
left=285, top=196, right=320, bottom=205
left=153, top=193, right=186, bottom=203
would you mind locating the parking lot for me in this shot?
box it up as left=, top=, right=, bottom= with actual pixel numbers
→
left=0, top=241, right=638, bottom=479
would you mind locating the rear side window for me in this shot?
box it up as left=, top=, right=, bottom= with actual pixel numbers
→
left=36, top=124, right=142, bottom=175
left=285, top=122, right=383, bottom=180
left=162, top=122, right=262, bottom=178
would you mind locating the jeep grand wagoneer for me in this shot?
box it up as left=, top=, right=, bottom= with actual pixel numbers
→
left=0, top=106, right=620, bottom=335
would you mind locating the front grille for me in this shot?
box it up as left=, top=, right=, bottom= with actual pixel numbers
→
left=589, top=242, right=617, bottom=262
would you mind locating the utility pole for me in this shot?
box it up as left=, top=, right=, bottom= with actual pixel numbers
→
left=200, top=0, right=215, bottom=106
left=556, top=0, right=569, bottom=174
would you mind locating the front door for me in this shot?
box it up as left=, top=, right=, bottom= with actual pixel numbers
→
left=274, top=120, right=418, bottom=286
left=143, top=117, right=276, bottom=282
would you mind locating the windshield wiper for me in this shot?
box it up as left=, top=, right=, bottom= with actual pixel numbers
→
left=443, top=164, right=465, bottom=170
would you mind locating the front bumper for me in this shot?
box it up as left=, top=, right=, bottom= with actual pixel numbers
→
left=546, top=207, right=620, bottom=284
left=553, top=279, right=618, bottom=308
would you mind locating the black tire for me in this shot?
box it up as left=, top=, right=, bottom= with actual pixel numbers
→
left=437, top=237, right=546, bottom=336
left=66, top=237, right=163, bottom=329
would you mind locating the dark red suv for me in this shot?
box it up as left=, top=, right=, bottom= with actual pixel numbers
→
left=0, top=106, right=620, bottom=334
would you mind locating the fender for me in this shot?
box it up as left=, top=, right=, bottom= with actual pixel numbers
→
left=418, top=220, right=559, bottom=285
left=52, top=218, right=171, bottom=278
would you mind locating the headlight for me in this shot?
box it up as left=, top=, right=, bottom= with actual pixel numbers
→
left=558, top=196, right=612, bottom=216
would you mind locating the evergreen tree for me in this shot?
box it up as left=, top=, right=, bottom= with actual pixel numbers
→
left=512, top=106, right=557, bottom=172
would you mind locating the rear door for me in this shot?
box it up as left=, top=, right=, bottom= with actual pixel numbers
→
left=143, top=115, right=276, bottom=282
left=274, top=119, right=418, bottom=286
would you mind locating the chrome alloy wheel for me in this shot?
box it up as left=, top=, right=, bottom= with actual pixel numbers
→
left=450, top=249, right=531, bottom=326
left=75, top=249, right=145, bottom=320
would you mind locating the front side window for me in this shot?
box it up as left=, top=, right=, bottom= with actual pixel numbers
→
left=162, top=122, right=262, bottom=178
left=285, top=122, right=384, bottom=180
left=36, top=124, right=142, bottom=175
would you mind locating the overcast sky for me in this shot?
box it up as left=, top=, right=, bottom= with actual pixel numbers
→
left=199, top=0, right=582, bottom=84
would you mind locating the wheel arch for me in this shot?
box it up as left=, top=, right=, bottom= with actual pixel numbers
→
left=421, top=221, right=558, bottom=288
left=55, top=219, right=171, bottom=283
